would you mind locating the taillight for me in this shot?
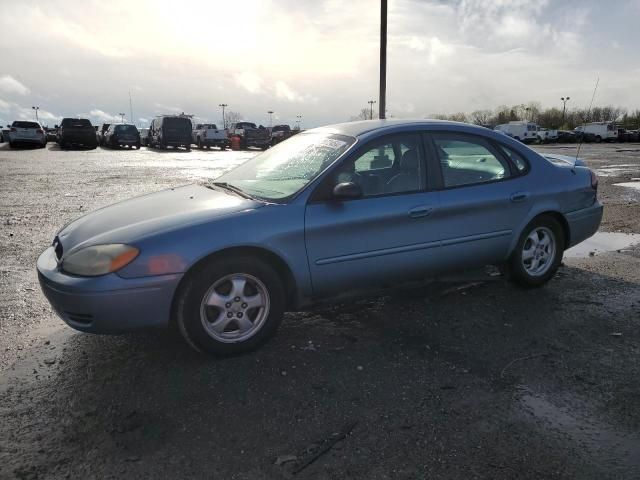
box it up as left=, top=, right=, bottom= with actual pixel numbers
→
left=10, top=127, right=16, bottom=132
left=37, top=129, right=44, bottom=134
left=590, top=170, right=598, bottom=191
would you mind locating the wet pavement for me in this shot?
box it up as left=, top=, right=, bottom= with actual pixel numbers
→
left=1, top=141, right=640, bottom=479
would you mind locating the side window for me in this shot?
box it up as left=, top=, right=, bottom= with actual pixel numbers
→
left=433, top=134, right=511, bottom=188
left=498, top=145, right=529, bottom=174
left=334, top=134, right=425, bottom=196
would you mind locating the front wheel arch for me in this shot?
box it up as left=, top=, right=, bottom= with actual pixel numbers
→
left=170, top=246, right=298, bottom=325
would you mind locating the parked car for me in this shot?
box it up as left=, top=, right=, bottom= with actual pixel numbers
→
left=45, top=127, right=58, bottom=143
left=192, top=123, right=229, bottom=150
left=626, top=129, right=639, bottom=142
left=230, top=121, right=271, bottom=150
left=7, top=120, right=47, bottom=148
left=103, top=123, right=141, bottom=149
left=0, top=127, right=7, bottom=143
left=57, top=118, right=98, bottom=149
left=556, top=130, right=576, bottom=143
left=139, top=128, right=149, bottom=146
left=270, top=124, right=293, bottom=146
left=574, top=122, right=617, bottom=143
left=97, top=123, right=111, bottom=145
left=37, top=119, right=602, bottom=356
left=573, top=129, right=598, bottom=143
left=493, top=121, right=540, bottom=143
left=536, top=128, right=558, bottom=143
left=148, top=115, right=192, bottom=150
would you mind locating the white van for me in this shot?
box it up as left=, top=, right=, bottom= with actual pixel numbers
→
left=494, top=121, right=540, bottom=143
left=574, top=122, right=617, bottom=142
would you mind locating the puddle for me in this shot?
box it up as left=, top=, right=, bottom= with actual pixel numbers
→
left=564, top=232, right=640, bottom=258
left=614, top=182, right=640, bottom=191
left=519, top=388, right=640, bottom=468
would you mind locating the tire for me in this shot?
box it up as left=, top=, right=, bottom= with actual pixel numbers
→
left=185, top=144, right=191, bottom=151
left=506, top=215, right=564, bottom=288
left=135, top=142, right=140, bottom=149
left=175, top=256, right=286, bottom=356
left=197, top=138, right=202, bottom=149
left=595, top=136, right=602, bottom=143
left=9, top=141, right=15, bottom=148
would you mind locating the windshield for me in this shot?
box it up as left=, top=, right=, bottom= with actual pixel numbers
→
left=115, top=124, right=138, bottom=133
left=12, top=121, right=40, bottom=128
left=214, top=133, right=355, bottom=200
left=163, top=117, right=191, bottom=129
left=62, top=118, right=92, bottom=128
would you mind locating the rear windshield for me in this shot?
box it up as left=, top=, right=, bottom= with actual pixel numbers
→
left=237, top=122, right=257, bottom=129
left=273, top=125, right=290, bottom=132
left=163, top=117, right=192, bottom=129
left=115, top=125, right=138, bottom=133
left=61, top=118, right=92, bottom=128
left=203, top=124, right=218, bottom=129
left=12, top=121, right=40, bottom=128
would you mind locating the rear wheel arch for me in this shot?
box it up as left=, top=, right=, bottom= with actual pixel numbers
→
left=171, top=246, right=298, bottom=323
left=538, top=211, right=570, bottom=249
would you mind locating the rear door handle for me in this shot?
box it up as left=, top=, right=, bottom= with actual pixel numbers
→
left=510, top=192, right=530, bottom=202
left=408, top=206, right=434, bottom=218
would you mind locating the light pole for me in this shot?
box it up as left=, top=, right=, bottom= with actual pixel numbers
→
left=219, top=103, right=228, bottom=128
left=368, top=100, right=376, bottom=120
left=32, top=106, right=40, bottom=123
left=118, top=113, right=125, bottom=123
left=561, top=96, right=570, bottom=126
left=379, top=0, right=387, bottom=120
left=267, top=110, right=274, bottom=127
left=296, top=115, right=302, bottom=130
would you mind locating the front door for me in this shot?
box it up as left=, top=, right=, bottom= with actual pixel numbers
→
left=304, top=132, right=443, bottom=298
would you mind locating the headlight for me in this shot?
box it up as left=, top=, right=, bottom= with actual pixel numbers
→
left=62, top=244, right=139, bottom=277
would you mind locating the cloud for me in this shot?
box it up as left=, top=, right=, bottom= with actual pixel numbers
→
left=0, top=75, right=30, bottom=96
left=236, top=72, right=263, bottom=94
left=0, top=98, right=10, bottom=113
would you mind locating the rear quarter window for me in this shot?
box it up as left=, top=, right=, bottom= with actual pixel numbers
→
left=498, top=145, right=529, bottom=174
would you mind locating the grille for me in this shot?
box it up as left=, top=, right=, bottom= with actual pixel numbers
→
left=64, top=312, right=93, bottom=325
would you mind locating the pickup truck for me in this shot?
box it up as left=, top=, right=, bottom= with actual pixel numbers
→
left=230, top=122, right=271, bottom=150
left=192, top=123, right=230, bottom=150
left=536, top=128, right=558, bottom=143
left=57, top=118, right=98, bottom=149
left=270, top=124, right=295, bottom=146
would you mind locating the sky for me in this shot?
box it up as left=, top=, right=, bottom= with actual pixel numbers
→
left=0, top=0, right=639, bottom=128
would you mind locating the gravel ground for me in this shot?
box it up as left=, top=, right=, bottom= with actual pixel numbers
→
left=1, top=141, right=639, bottom=479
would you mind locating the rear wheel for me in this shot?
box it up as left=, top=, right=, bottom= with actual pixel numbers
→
left=595, top=136, right=602, bottom=143
left=507, top=215, right=564, bottom=288
left=175, top=256, right=286, bottom=356
left=197, top=138, right=202, bottom=149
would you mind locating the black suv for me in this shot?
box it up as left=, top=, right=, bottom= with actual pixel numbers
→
left=103, top=124, right=141, bottom=149
left=57, top=118, right=98, bottom=149
left=148, top=116, right=192, bottom=150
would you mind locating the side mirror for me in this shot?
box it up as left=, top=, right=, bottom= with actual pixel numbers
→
left=332, top=182, right=363, bottom=200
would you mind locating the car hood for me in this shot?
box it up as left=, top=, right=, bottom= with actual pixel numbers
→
left=57, top=184, right=263, bottom=255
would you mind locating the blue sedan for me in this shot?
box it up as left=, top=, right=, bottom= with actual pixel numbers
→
left=37, top=120, right=602, bottom=355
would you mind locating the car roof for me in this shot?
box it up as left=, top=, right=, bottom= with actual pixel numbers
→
left=305, top=119, right=492, bottom=138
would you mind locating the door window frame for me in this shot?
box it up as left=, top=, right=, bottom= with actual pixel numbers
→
left=424, top=132, right=521, bottom=191
left=309, top=132, right=430, bottom=203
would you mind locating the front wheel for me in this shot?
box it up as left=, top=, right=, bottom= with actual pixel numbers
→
left=175, top=256, right=286, bottom=356
left=506, top=215, right=564, bottom=288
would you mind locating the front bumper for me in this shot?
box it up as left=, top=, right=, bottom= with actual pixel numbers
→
left=37, top=247, right=183, bottom=334
left=565, top=201, right=603, bottom=248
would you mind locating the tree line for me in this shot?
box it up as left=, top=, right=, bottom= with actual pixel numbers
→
left=429, top=102, right=640, bottom=130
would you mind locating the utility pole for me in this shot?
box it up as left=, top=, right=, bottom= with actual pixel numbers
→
left=118, top=113, right=125, bottom=123
left=32, top=106, right=40, bottom=123
left=561, top=96, right=570, bottom=126
left=129, top=91, right=134, bottom=126
left=368, top=100, right=376, bottom=120
left=379, top=0, right=387, bottom=120
left=267, top=110, right=274, bottom=127
left=219, top=103, right=228, bottom=128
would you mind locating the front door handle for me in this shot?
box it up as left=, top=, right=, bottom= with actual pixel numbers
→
left=510, top=192, right=530, bottom=202
left=408, top=206, right=434, bottom=218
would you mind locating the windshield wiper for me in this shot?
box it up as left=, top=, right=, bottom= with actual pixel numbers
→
left=208, top=181, right=255, bottom=199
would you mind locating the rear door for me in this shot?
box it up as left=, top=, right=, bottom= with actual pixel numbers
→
left=304, top=132, right=443, bottom=298
left=427, top=132, right=532, bottom=268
